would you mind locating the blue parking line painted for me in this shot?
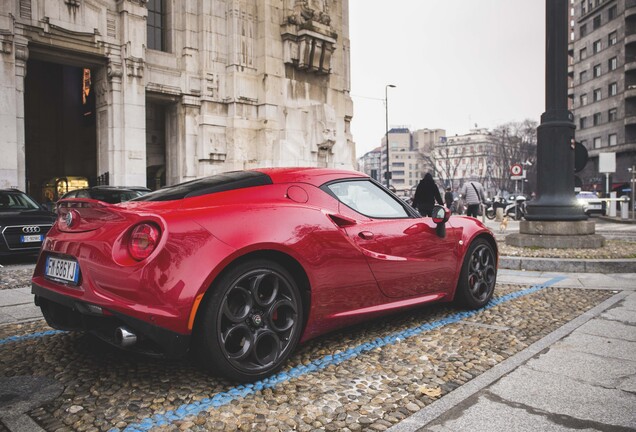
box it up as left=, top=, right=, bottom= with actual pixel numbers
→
left=115, top=275, right=567, bottom=432
left=0, top=329, right=64, bottom=346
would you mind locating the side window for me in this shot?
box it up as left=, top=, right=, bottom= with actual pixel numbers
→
left=326, top=180, right=410, bottom=219
left=76, top=190, right=90, bottom=198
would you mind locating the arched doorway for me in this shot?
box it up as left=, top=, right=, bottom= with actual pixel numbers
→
left=24, top=58, right=98, bottom=202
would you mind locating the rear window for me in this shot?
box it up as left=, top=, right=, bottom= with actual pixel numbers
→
left=136, top=171, right=273, bottom=202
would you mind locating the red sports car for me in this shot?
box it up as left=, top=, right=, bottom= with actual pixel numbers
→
left=32, top=168, right=497, bottom=382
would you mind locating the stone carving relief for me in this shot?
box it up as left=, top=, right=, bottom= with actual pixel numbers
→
left=64, top=0, right=81, bottom=12
left=205, top=73, right=219, bottom=98
left=125, top=57, right=144, bottom=78
left=305, top=104, right=336, bottom=152
left=0, top=35, right=12, bottom=55
left=287, top=0, right=331, bottom=26
left=107, top=61, right=123, bottom=81
left=227, top=2, right=256, bottom=68
left=282, top=0, right=337, bottom=74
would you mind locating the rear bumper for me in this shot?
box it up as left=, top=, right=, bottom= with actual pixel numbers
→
left=32, top=282, right=190, bottom=358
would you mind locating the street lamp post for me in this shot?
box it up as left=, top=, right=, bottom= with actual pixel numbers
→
left=385, top=84, right=396, bottom=188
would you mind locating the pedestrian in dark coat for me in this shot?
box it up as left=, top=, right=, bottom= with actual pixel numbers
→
left=412, top=173, right=443, bottom=217
left=444, top=187, right=454, bottom=209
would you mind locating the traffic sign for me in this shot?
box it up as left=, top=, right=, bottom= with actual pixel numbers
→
left=510, top=164, right=523, bottom=176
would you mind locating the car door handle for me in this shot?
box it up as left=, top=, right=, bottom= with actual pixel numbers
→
left=358, top=231, right=374, bottom=240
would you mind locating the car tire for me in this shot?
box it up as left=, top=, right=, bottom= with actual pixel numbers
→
left=454, top=238, right=497, bottom=309
left=195, top=259, right=303, bottom=382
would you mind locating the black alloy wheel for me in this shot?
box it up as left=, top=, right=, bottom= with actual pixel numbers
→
left=455, top=239, right=497, bottom=309
left=197, top=259, right=303, bottom=382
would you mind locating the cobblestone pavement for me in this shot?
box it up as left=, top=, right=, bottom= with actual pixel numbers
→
left=0, top=280, right=613, bottom=432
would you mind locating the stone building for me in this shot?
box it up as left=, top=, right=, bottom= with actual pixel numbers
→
left=435, top=129, right=498, bottom=197
left=571, top=0, right=636, bottom=188
left=0, top=0, right=354, bottom=200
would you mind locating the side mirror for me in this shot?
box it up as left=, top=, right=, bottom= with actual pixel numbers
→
left=432, top=205, right=450, bottom=224
left=431, top=205, right=450, bottom=238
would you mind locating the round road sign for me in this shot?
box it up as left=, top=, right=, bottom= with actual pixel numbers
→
left=510, top=164, right=523, bottom=176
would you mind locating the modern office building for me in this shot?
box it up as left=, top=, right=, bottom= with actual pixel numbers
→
left=0, top=0, right=354, bottom=200
left=571, top=0, right=636, bottom=189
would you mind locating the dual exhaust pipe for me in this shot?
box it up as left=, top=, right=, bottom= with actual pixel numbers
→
left=115, top=326, right=137, bottom=347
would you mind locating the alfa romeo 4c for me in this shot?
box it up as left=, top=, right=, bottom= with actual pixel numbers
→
left=32, top=168, right=497, bottom=382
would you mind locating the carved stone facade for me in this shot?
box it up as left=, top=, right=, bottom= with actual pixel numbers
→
left=0, top=0, right=354, bottom=192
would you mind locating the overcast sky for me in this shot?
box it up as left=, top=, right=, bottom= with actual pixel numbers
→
left=349, top=1, right=547, bottom=157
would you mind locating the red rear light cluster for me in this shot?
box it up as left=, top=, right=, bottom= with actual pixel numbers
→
left=128, top=223, right=161, bottom=261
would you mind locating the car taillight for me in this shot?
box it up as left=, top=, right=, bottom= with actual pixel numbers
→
left=128, top=223, right=160, bottom=261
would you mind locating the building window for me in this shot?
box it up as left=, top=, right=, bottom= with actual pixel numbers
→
left=593, top=88, right=602, bottom=102
left=608, top=31, right=617, bottom=46
left=580, top=47, right=587, bottom=60
left=609, top=82, right=617, bottom=96
left=609, top=57, right=617, bottom=71
left=593, top=64, right=602, bottom=77
left=609, top=108, right=617, bottom=121
left=580, top=116, right=587, bottom=129
left=608, top=5, right=617, bottom=20
left=593, top=112, right=602, bottom=126
left=609, top=133, right=617, bottom=146
left=593, top=39, right=601, bottom=53
left=593, top=15, right=601, bottom=29
left=580, top=23, right=587, bottom=37
left=147, top=0, right=167, bottom=52
left=594, top=137, right=602, bottom=148
left=580, top=70, right=588, bottom=83
left=581, top=0, right=587, bottom=14
left=580, top=93, right=588, bottom=106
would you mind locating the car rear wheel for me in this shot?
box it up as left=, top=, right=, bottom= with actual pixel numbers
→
left=196, top=259, right=303, bottom=382
left=455, top=239, right=497, bottom=309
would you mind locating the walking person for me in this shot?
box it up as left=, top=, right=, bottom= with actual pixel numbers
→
left=412, top=173, right=443, bottom=217
left=444, top=187, right=454, bottom=210
left=460, top=179, right=486, bottom=218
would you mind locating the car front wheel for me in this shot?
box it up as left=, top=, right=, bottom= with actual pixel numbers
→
left=455, top=238, right=497, bottom=309
left=196, top=259, right=303, bottom=382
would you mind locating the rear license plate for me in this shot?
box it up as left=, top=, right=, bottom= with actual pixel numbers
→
left=21, top=234, right=43, bottom=243
left=45, top=256, right=80, bottom=284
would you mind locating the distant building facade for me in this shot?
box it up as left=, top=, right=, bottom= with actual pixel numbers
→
left=436, top=129, right=498, bottom=197
left=357, top=127, right=445, bottom=197
left=357, top=146, right=381, bottom=183
left=0, top=0, right=354, bottom=200
left=571, top=0, right=636, bottom=188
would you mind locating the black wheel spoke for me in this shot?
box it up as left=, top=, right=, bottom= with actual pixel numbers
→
left=252, top=273, right=279, bottom=307
left=267, top=299, right=297, bottom=333
left=221, top=286, right=252, bottom=322
left=221, top=324, right=254, bottom=361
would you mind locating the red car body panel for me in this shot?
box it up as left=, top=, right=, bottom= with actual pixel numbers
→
left=32, top=168, right=496, bottom=353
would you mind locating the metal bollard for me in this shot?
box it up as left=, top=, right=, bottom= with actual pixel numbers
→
left=621, top=197, right=629, bottom=220
left=609, top=192, right=617, bottom=217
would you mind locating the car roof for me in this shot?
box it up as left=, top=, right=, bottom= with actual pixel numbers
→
left=252, top=167, right=367, bottom=186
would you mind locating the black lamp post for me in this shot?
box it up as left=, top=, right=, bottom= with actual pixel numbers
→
left=385, top=84, right=396, bottom=188
left=525, top=0, right=586, bottom=221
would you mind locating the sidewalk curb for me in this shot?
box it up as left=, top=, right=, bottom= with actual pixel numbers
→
left=499, top=256, right=636, bottom=273
left=387, top=290, right=629, bottom=432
